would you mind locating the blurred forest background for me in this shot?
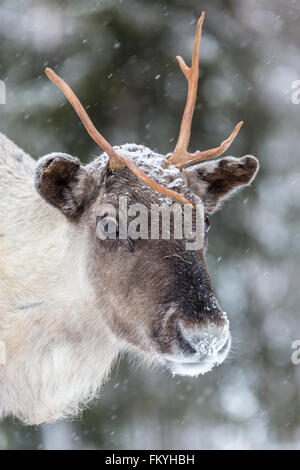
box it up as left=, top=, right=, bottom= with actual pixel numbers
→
left=0, top=0, right=300, bottom=450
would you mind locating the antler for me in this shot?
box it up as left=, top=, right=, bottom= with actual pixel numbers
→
left=45, top=68, right=193, bottom=207
left=166, top=12, right=243, bottom=169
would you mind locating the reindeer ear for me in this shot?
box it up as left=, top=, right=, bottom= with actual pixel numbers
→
left=34, top=153, right=96, bottom=218
left=185, top=155, right=259, bottom=214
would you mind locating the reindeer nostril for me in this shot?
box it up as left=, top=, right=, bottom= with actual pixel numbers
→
left=176, top=322, right=230, bottom=360
left=176, top=324, right=197, bottom=355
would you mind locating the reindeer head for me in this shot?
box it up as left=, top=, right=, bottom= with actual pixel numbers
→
left=34, top=13, right=258, bottom=377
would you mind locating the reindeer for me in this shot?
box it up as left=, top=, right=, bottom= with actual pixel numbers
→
left=0, top=13, right=258, bottom=425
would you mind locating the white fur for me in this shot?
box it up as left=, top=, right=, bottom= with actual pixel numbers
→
left=0, top=134, right=120, bottom=424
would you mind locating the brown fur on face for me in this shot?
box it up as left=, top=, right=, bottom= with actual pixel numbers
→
left=34, top=145, right=258, bottom=374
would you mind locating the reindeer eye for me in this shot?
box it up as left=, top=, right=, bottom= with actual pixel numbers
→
left=103, top=219, right=119, bottom=235
left=97, top=214, right=119, bottom=238
left=204, top=214, right=210, bottom=234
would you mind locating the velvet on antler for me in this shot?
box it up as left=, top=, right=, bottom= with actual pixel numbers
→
left=166, top=12, right=243, bottom=169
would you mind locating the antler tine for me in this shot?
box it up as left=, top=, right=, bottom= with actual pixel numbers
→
left=178, top=120, right=243, bottom=168
left=45, top=68, right=193, bottom=207
left=167, top=12, right=204, bottom=168
left=167, top=13, right=243, bottom=170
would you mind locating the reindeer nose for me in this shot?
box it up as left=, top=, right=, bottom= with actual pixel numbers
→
left=176, top=321, right=230, bottom=361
